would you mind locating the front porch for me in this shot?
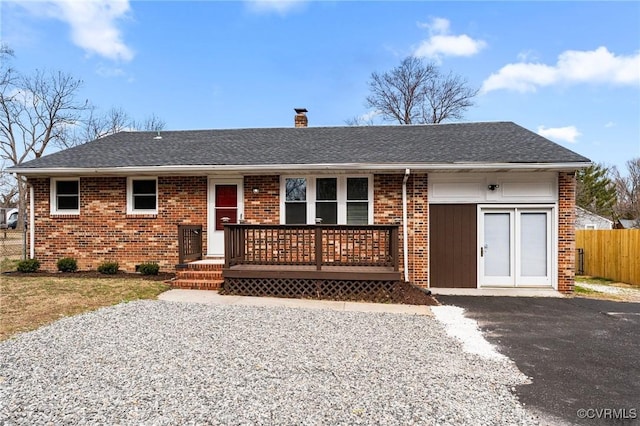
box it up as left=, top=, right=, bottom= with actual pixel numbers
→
left=221, top=224, right=402, bottom=298
left=172, top=224, right=404, bottom=294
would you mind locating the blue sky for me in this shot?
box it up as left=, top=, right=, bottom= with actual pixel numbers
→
left=2, top=1, right=639, bottom=173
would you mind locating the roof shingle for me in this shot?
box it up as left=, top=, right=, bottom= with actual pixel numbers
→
left=12, top=121, right=590, bottom=170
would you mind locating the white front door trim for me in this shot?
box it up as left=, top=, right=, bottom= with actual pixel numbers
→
left=207, top=177, right=244, bottom=257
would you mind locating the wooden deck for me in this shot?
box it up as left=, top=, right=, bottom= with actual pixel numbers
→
left=224, top=263, right=401, bottom=281
left=221, top=224, right=402, bottom=297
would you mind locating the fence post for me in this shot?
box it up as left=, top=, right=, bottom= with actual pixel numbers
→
left=315, top=226, right=322, bottom=271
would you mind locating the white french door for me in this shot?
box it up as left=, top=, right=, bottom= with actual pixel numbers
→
left=208, top=178, right=243, bottom=256
left=480, top=207, right=553, bottom=287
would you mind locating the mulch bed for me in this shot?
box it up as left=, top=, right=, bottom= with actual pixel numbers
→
left=2, top=270, right=176, bottom=282
left=388, top=280, right=440, bottom=306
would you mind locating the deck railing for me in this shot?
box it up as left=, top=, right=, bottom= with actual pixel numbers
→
left=224, top=224, right=399, bottom=271
left=178, top=224, right=203, bottom=264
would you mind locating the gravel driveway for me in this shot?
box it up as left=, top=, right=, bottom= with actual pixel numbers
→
left=1, top=301, right=538, bottom=425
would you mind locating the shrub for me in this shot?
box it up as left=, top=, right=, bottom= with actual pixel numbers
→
left=97, top=261, right=119, bottom=275
left=17, top=258, right=40, bottom=273
left=138, top=262, right=160, bottom=276
left=56, top=257, right=78, bottom=272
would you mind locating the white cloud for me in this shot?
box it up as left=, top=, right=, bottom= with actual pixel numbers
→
left=413, top=17, right=487, bottom=62
left=605, top=121, right=616, bottom=128
left=482, top=47, right=640, bottom=93
left=17, top=0, right=134, bottom=62
left=245, top=0, right=307, bottom=15
left=537, top=125, right=581, bottom=144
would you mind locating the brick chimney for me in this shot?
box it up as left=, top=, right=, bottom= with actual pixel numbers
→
left=294, top=108, right=308, bottom=128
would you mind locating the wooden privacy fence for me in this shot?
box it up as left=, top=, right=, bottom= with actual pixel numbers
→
left=576, top=229, right=640, bottom=285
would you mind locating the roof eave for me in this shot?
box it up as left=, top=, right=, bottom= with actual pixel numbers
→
left=9, top=161, right=593, bottom=177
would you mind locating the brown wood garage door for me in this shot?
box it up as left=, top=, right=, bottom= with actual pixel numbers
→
left=430, top=204, right=477, bottom=288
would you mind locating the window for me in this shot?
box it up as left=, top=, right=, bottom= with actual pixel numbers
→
left=281, top=176, right=372, bottom=225
left=51, top=178, right=79, bottom=214
left=316, top=178, right=337, bottom=224
left=285, top=178, right=307, bottom=224
left=346, top=177, right=369, bottom=225
left=127, top=177, right=158, bottom=214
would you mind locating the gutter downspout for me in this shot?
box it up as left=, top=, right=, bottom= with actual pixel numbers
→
left=29, top=183, right=35, bottom=259
left=402, top=168, right=410, bottom=283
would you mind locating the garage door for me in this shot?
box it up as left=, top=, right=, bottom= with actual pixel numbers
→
left=430, top=204, right=477, bottom=288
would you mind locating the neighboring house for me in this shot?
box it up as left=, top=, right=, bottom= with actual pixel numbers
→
left=615, top=218, right=640, bottom=229
left=9, top=111, right=591, bottom=293
left=575, top=206, right=613, bottom=229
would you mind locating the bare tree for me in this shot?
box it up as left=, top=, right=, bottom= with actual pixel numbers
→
left=0, top=167, right=18, bottom=208
left=65, top=108, right=166, bottom=148
left=1, top=65, right=88, bottom=224
left=0, top=46, right=166, bottom=220
left=134, top=113, right=166, bottom=132
left=613, top=158, right=640, bottom=225
left=365, top=56, right=477, bottom=125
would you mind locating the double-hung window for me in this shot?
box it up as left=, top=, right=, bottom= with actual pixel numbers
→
left=127, top=177, right=158, bottom=214
left=284, top=178, right=307, bottom=224
left=346, top=177, right=369, bottom=225
left=282, top=176, right=372, bottom=225
left=315, top=178, right=337, bottom=224
left=51, top=178, right=80, bottom=214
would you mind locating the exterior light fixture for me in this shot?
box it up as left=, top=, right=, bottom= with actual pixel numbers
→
left=252, top=188, right=259, bottom=194
left=488, top=184, right=499, bottom=191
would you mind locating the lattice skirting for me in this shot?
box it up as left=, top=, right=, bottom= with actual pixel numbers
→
left=221, top=277, right=399, bottom=301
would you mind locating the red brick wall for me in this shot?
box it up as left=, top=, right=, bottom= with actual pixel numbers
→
left=558, top=171, right=576, bottom=293
left=373, top=174, right=429, bottom=286
left=243, top=176, right=280, bottom=223
left=29, top=173, right=429, bottom=286
left=29, top=176, right=207, bottom=272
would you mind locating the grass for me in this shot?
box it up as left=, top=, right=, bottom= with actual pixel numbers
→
left=0, top=257, right=20, bottom=273
left=0, top=276, right=170, bottom=341
left=573, top=285, right=598, bottom=295
left=575, top=276, right=616, bottom=286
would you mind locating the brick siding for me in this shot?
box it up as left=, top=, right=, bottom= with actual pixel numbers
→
left=373, top=173, right=429, bottom=286
left=28, top=172, right=574, bottom=293
left=29, top=176, right=207, bottom=272
left=558, top=171, right=577, bottom=293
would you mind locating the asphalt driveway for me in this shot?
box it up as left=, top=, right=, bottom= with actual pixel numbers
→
left=438, top=296, right=640, bottom=425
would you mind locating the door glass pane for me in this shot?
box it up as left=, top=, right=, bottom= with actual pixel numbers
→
left=521, top=213, right=547, bottom=276
left=316, top=178, right=337, bottom=201
left=347, top=178, right=368, bottom=200
left=485, top=213, right=510, bottom=277
left=286, top=178, right=306, bottom=201
left=347, top=202, right=368, bottom=224
left=216, top=185, right=237, bottom=207
left=285, top=203, right=306, bottom=224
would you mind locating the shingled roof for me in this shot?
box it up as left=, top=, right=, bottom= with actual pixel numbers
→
left=11, top=121, right=590, bottom=174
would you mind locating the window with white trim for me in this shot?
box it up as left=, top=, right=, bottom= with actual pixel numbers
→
left=51, top=178, right=80, bottom=214
left=284, top=177, right=307, bottom=224
left=127, top=177, right=158, bottom=214
left=281, top=176, right=372, bottom=225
